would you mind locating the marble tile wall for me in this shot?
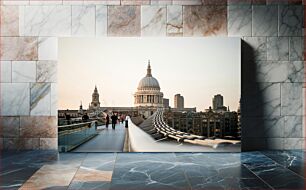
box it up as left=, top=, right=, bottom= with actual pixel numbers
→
left=0, top=1, right=304, bottom=151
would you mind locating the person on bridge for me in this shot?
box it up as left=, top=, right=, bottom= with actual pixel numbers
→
left=125, top=115, right=130, bottom=128
left=82, top=113, right=89, bottom=122
left=111, top=113, right=118, bottom=129
left=106, top=114, right=110, bottom=128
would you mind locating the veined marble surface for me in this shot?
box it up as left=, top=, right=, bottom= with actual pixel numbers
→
left=12, top=61, right=36, bottom=83
left=23, top=5, right=71, bottom=36
left=252, top=5, right=278, bottom=36
left=267, top=37, right=289, bottom=61
left=243, top=83, right=281, bottom=117
left=96, top=5, right=107, bottom=36
left=256, top=61, right=303, bottom=83
left=0, top=61, right=11, bottom=83
left=72, top=5, right=95, bottom=36
left=183, top=5, right=227, bottom=36
left=279, top=5, right=303, bottom=36
left=38, top=37, right=58, bottom=60
left=1, top=151, right=304, bottom=190
left=0, top=6, right=19, bottom=36
left=30, top=83, right=51, bottom=116
left=284, top=116, right=303, bottom=138
left=243, top=37, right=267, bottom=61
left=19, top=116, right=57, bottom=138
left=0, top=83, right=30, bottom=116
left=167, top=5, right=183, bottom=36
left=228, top=5, right=252, bottom=36
left=37, top=61, right=57, bottom=83
left=108, top=6, right=141, bottom=36
left=1, top=116, right=20, bottom=138
left=289, top=37, right=303, bottom=61
left=141, top=6, right=167, bottom=36
left=0, top=37, right=38, bottom=61
left=50, top=83, right=57, bottom=116
left=281, top=83, right=303, bottom=116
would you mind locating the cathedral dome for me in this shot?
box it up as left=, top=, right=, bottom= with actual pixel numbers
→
left=137, top=63, right=160, bottom=90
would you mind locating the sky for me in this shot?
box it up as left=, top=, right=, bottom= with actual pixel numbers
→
left=58, top=37, right=241, bottom=112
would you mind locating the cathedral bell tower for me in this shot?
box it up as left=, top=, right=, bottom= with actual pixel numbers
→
left=90, top=85, right=100, bottom=110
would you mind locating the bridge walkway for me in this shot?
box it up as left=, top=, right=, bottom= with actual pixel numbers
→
left=72, top=123, right=126, bottom=152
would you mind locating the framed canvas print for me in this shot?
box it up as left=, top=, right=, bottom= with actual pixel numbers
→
left=58, top=37, right=241, bottom=152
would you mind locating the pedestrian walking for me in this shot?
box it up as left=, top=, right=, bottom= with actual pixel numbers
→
left=111, top=113, right=118, bottom=129
left=106, top=114, right=110, bottom=128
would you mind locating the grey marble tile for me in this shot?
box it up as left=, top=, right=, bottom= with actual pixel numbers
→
left=228, top=5, right=252, bottom=37
left=96, top=5, right=107, bottom=36
left=37, top=61, right=57, bottom=83
left=279, top=5, right=303, bottom=36
left=0, top=61, right=11, bottom=83
left=175, top=153, right=270, bottom=190
left=243, top=37, right=266, bottom=61
left=141, top=6, right=167, bottom=36
left=167, top=5, right=183, bottom=36
left=284, top=116, right=303, bottom=138
left=183, top=5, right=227, bottom=36
left=108, top=6, right=141, bottom=36
left=284, top=138, right=304, bottom=150
left=24, top=5, right=71, bottom=36
left=111, top=153, right=189, bottom=190
left=242, top=152, right=304, bottom=189
left=0, top=83, right=30, bottom=116
left=256, top=61, right=303, bottom=83
left=261, top=150, right=305, bottom=178
left=243, top=82, right=281, bottom=117
left=12, top=61, right=36, bottom=82
left=267, top=37, right=289, bottom=61
left=281, top=83, right=303, bottom=116
left=72, top=5, right=95, bottom=36
left=252, top=5, right=278, bottom=36
left=289, top=37, right=303, bottom=61
left=30, top=83, right=51, bottom=116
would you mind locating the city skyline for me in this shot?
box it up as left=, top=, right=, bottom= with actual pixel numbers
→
left=58, top=37, right=240, bottom=111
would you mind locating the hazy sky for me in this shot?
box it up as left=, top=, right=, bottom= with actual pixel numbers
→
left=58, top=37, right=240, bottom=111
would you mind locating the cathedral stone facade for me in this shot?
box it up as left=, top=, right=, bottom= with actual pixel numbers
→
left=89, top=86, right=100, bottom=110
left=134, top=61, right=164, bottom=108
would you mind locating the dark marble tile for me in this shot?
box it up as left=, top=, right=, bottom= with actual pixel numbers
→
left=261, top=150, right=305, bottom=178
left=68, top=181, right=110, bottom=190
left=110, top=153, right=190, bottom=190
left=242, top=152, right=305, bottom=189
left=175, top=153, right=270, bottom=189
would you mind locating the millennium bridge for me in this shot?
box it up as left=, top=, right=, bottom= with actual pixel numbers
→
left=58, top=109, right=240, bottom=152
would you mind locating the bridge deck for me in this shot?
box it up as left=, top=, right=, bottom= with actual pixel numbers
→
left=72, top=123, right=126, bottom=152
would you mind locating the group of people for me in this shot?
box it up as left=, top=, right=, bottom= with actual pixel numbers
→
left=105, top=113, right=130, bottom=129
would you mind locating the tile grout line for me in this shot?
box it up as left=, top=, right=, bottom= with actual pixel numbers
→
left=173, top=152, right=193, bottom=190
left=242, top=152, right=305, bottom=188
left=66, top=153, right=88, bottom=189
left=261, top=151, right=306, bottom=179
left=108, top=152, right=119, bottom=188
left=241, top=163, right=275, bottom=190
